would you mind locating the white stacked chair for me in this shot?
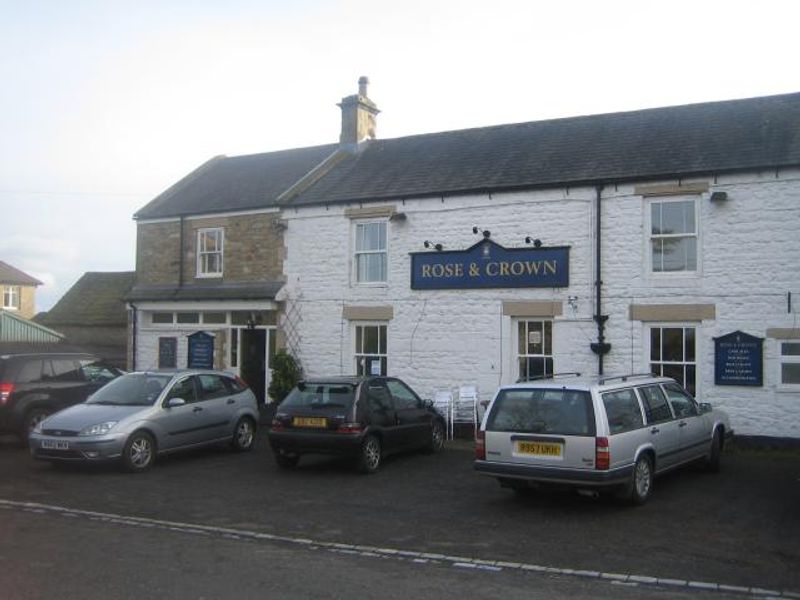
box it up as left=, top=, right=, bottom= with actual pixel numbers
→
left=452, top=385, right=479, bottom=436
left=432, top=390, right=454, bottom=439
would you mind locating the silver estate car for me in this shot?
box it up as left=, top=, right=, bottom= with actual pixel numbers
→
left=29, top=370, right=259, bottom=472
left=474, top=374, right=732, bottom=504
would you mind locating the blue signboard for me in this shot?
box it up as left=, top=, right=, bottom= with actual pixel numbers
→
left=187, top=331, right=215, bottom=369
left=714, top=330, right=763, bottom=386
left=411, top=239, right=569, bottom=290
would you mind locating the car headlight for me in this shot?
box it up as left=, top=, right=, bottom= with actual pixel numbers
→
left=78, top=421, right=118, bottom=436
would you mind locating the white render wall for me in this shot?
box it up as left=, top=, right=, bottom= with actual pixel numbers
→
left=280, top=169, right=800, bottom=438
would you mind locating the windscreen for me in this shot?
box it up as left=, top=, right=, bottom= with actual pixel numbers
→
left=86, top=373, right=171, bottom=406
left=280, top=384, right=356, bottom=409
left=486, top=388, right=595, bottom=436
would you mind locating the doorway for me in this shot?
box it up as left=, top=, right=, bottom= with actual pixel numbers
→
left=237, top=328, right=275, bottom=405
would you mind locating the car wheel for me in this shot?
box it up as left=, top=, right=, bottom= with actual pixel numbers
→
left=19, top=407, right=51, bottom=445
left=705, top=430, right=722, bottom=473
left=356, top=435, right=381, bottom=474
left=122, top=431, right=156, bottom=473
left=626, top=454, right=653, bottom=505
left=231, top=417, right=256, bottom=452
left=423, top=420, right=445, bottom=454
left=274, top=452, right=300, bottom=469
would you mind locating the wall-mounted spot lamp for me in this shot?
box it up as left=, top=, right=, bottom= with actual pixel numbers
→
left=390, top=212, right=407, bottom=221
left=710, top=191, right=728, bottom=203
left=525, top=236, right=543, bottom=248
left=423, top=241, right=444, bottom=251
left=473, top=226, right=491, bottom=239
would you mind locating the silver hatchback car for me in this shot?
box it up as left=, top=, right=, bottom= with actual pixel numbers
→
left=474, top=374, right=732, bottom=504
left=29, top=370, right=259, bottom=472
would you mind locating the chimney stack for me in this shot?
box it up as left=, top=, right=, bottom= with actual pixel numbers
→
left=338, top=76, right=380, bottom=149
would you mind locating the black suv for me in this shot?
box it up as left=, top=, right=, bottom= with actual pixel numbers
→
left=268, top=376, right=446, bottom=473
left=0, top=353, right=123, bottom=442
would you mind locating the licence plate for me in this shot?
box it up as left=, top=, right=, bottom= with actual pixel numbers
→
left=41, top=439, right=70, bottom=450
left=516, top=440, right=562, bottom=457
left=292, top=417, right=328, bottom=428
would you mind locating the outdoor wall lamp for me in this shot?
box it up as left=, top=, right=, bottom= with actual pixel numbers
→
left=473, top=226, right=491, bottom=238
left=423, top=241, right=444, bottom=251
left=525, top=236, right=543, bottom=248
left=710, top=191, right=728, bottom=203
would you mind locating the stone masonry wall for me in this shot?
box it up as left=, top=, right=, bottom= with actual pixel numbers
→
left=280, top=169, right=800, bottom=438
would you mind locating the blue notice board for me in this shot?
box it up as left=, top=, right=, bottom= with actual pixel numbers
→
left=187, top=331, right=215, bottom=369
left=714, top=330, right=763, bottom=386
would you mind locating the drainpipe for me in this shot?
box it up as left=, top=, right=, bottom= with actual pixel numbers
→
left=178, top=216, right=185, bottom=287
left=590, top=184, right=611, bottom=374
left=130, top=303, right=137, bottom=371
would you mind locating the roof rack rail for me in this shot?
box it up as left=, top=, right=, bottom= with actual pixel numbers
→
left=598, top=372, right=655, bottom=385
left=516, top=372, right=582, bottom=383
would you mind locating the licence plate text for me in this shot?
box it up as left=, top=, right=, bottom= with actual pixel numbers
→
left=517, top=441, right=562, bottom=457
left=293, top=417, right=328, bottom=428
left=41, top=440, right=70, bottom=450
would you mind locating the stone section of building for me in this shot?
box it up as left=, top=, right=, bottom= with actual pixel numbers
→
left=280, top=168, right=800, bottom=438
left=135, top=221, right=182, bottom=286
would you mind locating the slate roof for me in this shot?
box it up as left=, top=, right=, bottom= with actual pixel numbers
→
left=291, top=92, right=800, bottom=206
left=135, top=144, right=338, bottom=219
left=36, top=272, right=135, bottom=327
left=0, top=261, right=43, bottom=286
left=134, top=91, right=800, bottom=217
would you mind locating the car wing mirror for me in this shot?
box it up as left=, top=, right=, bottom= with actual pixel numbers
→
left=165, top=397, right=187, bottom=408
left=699, top=402, right=713, bottom=414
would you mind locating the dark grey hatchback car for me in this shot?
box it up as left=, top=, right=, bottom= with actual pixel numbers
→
left=268, top=376, right=446, bottom=473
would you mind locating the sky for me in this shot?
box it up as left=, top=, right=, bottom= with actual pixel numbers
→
left=1, top=0, right=798, bottom=312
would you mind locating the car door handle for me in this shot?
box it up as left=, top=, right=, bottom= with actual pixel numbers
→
left=193, top=406, right=203, bottom=413
left=650, top=427, right=660, bottom=434
left=226, top=399, right=235, bottom=404
left=679, top=421, right=687, bottom=428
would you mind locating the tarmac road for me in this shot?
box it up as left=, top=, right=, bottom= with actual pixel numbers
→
left=0, top=432, right=798, bottom=598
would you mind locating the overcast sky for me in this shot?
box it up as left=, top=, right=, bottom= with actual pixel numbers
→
left=1, top=0, right=798, bottom=312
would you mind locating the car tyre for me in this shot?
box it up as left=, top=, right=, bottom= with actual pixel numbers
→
left=231, top=417, right=256, bottom=452
left=705, top=430, right=722, bottom=473
left=274, top=451, right=300, bottom=469
left=122, top=431, right=156, bottom=473
left=423, top=420, right=445, bottom=454
left=20, top=407, right=51, bottom=444
left=356, top=434, right=381, bottom=474
left=625, top=454, right=653, bottom=505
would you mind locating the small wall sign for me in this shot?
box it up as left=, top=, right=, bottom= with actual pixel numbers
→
left=187, top=331, right=215, bottom=369
left=714, top=330, right=763, bottom=387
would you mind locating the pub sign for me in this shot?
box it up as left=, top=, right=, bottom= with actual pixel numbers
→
left=714, top=330, right=763, bottom=387
left=411, top=239, right=570, bottom=290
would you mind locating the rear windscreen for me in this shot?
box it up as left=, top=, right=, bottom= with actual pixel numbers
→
left=486, top=388, right=595, bottom=436
left=280, top=384, right=356, bottom=409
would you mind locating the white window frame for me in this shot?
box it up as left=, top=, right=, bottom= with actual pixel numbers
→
left=353, top=322, right=388, bottom=376
left=515, top=319, right=554, bottom=382
left=2, top=286, right=20, bottom=310
left=647, top=323, right=698, bottom=397
left=777, top=339, right=800, bottom=391
left=647, top=197, right=699, bottom=276
left=353, top=220, right=388, bottom=285
left=197, top=228, right=224, bottom=278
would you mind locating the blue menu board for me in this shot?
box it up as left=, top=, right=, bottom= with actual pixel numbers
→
left=187, top=331, right=214, bottom=369
left=714, top=330, right=763, bottom=386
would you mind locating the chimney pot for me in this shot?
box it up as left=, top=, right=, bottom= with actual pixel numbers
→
left=358, top=76, right=369, bottom=97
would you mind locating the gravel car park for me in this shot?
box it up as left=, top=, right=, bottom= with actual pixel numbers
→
left=28, top=370, right=258, bottom=472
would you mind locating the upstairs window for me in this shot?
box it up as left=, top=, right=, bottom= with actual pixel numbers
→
left=2, top=285, right=20, bottom=309
left=197, top=228, right=224, bottom=277
left=354, top=221, right=387, bottom=283
left=650, top=199, right=697, bottom=273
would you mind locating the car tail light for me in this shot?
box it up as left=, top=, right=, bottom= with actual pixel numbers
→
left=475, top=429, right=486, bottom=460
left=0, top=382, right=13, bottom=406
left=595, top=437, right=610, bottom=470
left=337, top=423, right=364, bottom=434
left=270, top=419, right=285, bottom=432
